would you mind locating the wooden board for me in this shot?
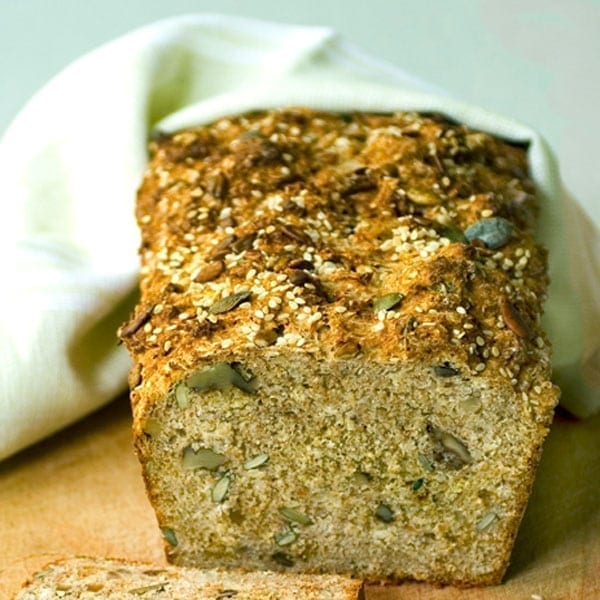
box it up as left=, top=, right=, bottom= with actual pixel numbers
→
left=1, top=396, right=598, bottom=599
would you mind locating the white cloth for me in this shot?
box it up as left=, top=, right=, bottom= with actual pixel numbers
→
left=0, top=14, right=598, bottom=462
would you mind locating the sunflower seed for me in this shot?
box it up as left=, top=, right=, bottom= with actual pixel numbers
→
left=231, top=233, right=256, bottom=253
left=119, top=304, right=154, bottom=338
left=161, top=527, right=178, bottom=546
left=500, top=299, right=531, bottom=339
left=182, top=447, right=227, bottom=471
left=289, top=258, right=314, bottom=270
left=243, top=453, right=270, bottom=470
left=373, top=293, right=404, bottom=313
left=278, top=507, right=313, bottom=526
left=375, top=503, right=394, bottom=523
left=212, top=474, right=231, bottom=503
left=209, top=235, right=237, bottom=259
left=209, top=291, right=251, bottom=314
left=174, top=382, right=189, bottom=409
left=207, top=171, right=229, bottom=199
left=406, top=188, right=440, bottom=206
left=437, top=429, right=472, bottom=465
left=464, top=217, right=513, bottom=249
left=194, top=260, right=224, bottom=283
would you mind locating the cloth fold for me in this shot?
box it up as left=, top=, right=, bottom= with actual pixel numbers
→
left=1, top=14, right=598, bottom=462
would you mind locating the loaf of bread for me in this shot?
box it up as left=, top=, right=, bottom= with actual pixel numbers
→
left=16, top=557, right=363, bottom=598
left=120, top=109, right=558, bottom=586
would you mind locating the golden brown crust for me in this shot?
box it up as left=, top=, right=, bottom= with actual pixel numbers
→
left=122, top=109, right=554, bottom=420
left=120, top=109, right=558, bottom=586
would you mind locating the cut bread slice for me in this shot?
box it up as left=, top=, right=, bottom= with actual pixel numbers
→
left=17, top=557, right=364, bottom=599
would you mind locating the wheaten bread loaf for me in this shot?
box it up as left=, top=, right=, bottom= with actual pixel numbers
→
left=120, top=109, right=558, bottom=586
left=16, top=557, right=363, bottom=598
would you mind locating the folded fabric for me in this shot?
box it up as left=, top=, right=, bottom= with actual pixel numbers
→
left=0, top=14, right=598, bottom=462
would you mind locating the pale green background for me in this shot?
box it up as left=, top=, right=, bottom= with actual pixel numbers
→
left=1, top=0, right=598, bottom=225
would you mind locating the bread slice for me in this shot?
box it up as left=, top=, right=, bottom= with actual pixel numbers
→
left=120, top=109, right=558, bottom=586
left=16, top=557, right=363, bottom=598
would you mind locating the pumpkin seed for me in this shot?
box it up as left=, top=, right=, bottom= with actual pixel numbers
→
left=216, top=590, right=239, bottom=599
left=142, top=417, right=161, bottom=437
left=434, top=362, right=459, bottom=377
left=272, top=552, right=294, bottom=567
left=353, top=470, right=372, bottom=485
left=375, top=503, right=394, bottom=523
left=209, top=291, right=251, bottom=314
left=418, top=453, right=434, bottom=472
left=412, top=478, right=425, bottom=491
left=440, top=226, right=467, bottom=243
left=279, top=507, right=313, bottom=526
left=186, top=363, right=256, bottom=394
left=373, top=293, right=404, bottom=313
left=174, top=382, right=189, bottom=409
left=476, top=510, right=499, bottom=531
left=182, top=447, right=227, bottom=471
left=243, top=453, right=270, bottom=470
left=129, top=583, right=166, bottom=595
left=464, top=217, right=513, bottom=249
left=161, top=527, right=178, bottom=546
left=212, top=474, right=231, bottom=503
left=275, top=529, right=298, bottom=546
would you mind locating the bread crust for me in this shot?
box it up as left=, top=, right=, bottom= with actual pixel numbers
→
left=121, top=109, right=558, bottom=586
left=16, top=556, right=364, bottom=598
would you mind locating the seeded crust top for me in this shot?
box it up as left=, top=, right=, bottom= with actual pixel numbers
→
left=121, top=109, right=557, bottom=423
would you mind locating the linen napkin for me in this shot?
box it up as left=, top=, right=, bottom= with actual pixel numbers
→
left=0, top=14, right=598, bottom=462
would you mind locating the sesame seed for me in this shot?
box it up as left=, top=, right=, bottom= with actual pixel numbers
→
left=373, top=322, right=385, bottom=332
left=221, top=339, right=233, bottom=349
left=334, top=305, right=347, bottom=314
left=481, top=209, right=494, bottom=218
left=491, top=346, right=500, bottom=357
left=456, top=306, right=467, bottom=315
left=475, top=363, right=486, bottom=372
left=476, top=336, right=485, bottom=346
